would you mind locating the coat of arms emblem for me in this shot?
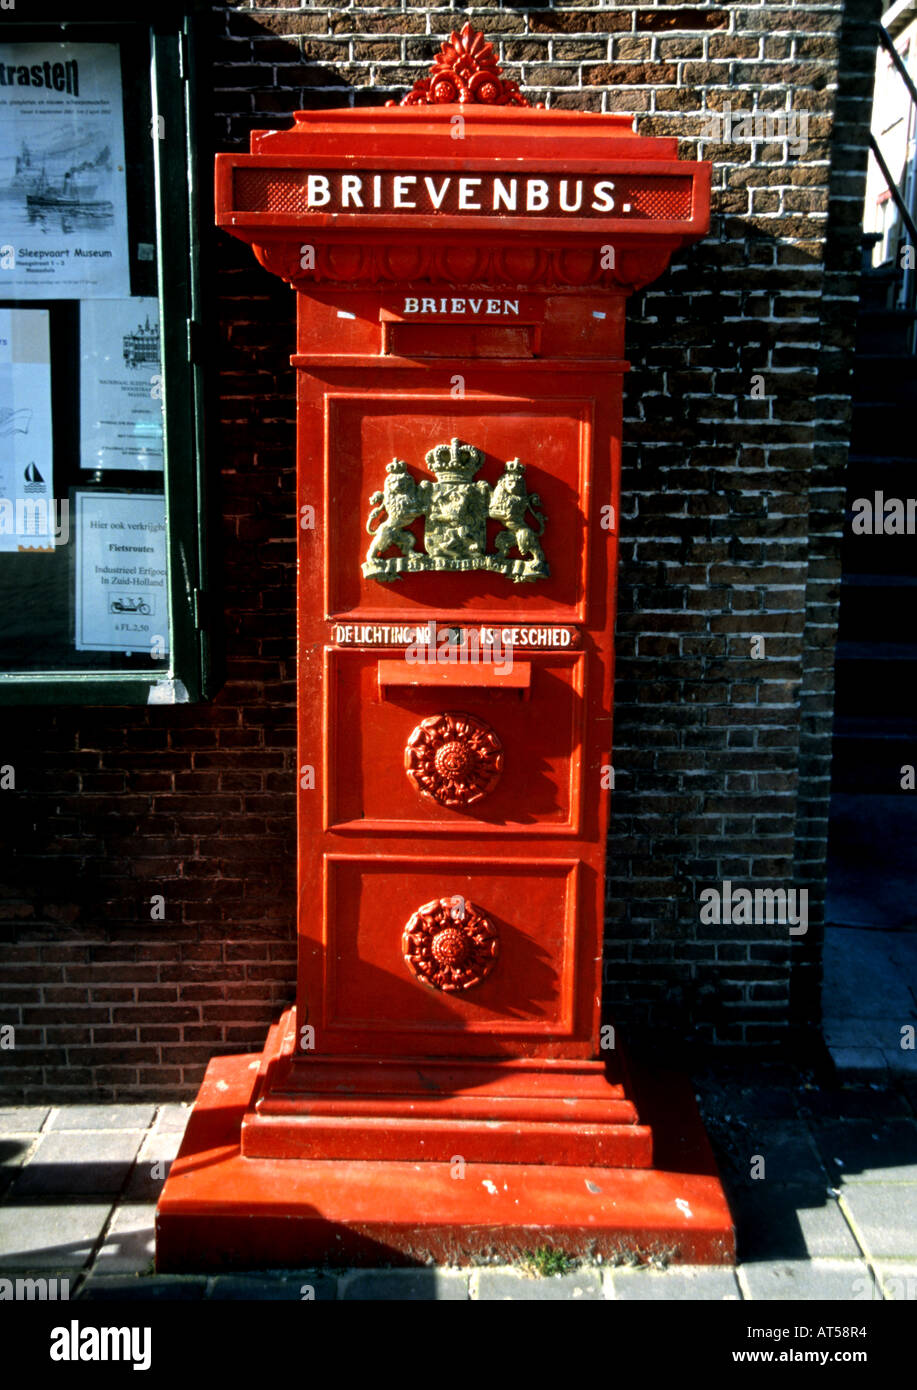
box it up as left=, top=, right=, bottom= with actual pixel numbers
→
left=362, top=438, right=549, bottom=584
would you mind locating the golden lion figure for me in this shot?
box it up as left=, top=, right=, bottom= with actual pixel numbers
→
left=490, top=459, right=548, bottom=569
left=365, top=458, right=427, bottom=562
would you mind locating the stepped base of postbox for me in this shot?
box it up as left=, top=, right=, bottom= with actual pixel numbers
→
left=239, top=1009, right=653, bottom=1168
left=155, top=1020, right=735, bottom=1271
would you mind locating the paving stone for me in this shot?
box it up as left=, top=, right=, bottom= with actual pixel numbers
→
left=0, top=1107, right=50, bottom=1133
left=11, top=1129, right=144, bottom=1195
left=901, top=1079, right=917, bottom=1116
left=79, top=1275, right=206, bottom=1300
left=720, top=1122, right=828, bottom=1189
left=208, top=1274, right=338, bottom=1300
left=123, top=1131, right=181, bottom=1201
left=828, top=1047, right=889, bottom=1077
left=873, top=1261, right=917, bottom=1300
left=152, top=1104, right=191, bottom=1134
left=340, top=1268, right=468, bottom=1300
left=839, top=1184, right=917, bottom=1259
left=93, top=1203, right=156, bottom=1275
left=739, top=1259, right=875, bottom=1301
left=886, top=1050, right=917, bottom=1077
left=809, top=1118, right=917, bottom=1184
left=825, top=1020, right=912, bottom=1051
left=696, top=1063, right=799, bottom=1093
left=471, top=1268, right=602, bottom=1300
left=607, top=1265, right=741, bottom=1299
left=0, top=1200, right=113, bottom=1270
left=800, top=1087, right=912, bottom=1123
left=48, top=1105, right=155, bottom=1132
left=826, top=872, right=917, bottom=942
left=730, top=1185, right=861, bottom=1261
left=696, top=1081, right=799, bottom=1124
left=0, top=1135, right=34, bottom=1196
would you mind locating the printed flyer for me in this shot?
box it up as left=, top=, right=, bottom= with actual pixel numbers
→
left=0, top=306, right=54, bottom=552
left=80, top=297, right=163, bottom=471
left=0, top=43, right=130, bottom=298
left=74, top=490, right=169, bottom=653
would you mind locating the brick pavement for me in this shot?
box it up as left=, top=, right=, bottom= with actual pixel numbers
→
left=1, top=1067, right=915, bottom=1299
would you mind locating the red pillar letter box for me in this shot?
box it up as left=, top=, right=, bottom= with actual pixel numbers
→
left=157, top=27, right=734, bottom=1270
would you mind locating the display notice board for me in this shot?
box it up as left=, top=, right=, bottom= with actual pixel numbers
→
left=0, top=34, right=169, bottom=674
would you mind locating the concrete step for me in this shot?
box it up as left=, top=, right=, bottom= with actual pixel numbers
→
left=833, top=644, right=917, bottom=718
left=827, top=792, right=917, bottom=928
left=840, top=535, right=917, bottom=579
left=831, top=731, right=916, bottom=793
left=850, top=403, right=917, bottom=459
left=852, top=354, right=917, bottom=403
left=855, top=309, right=917, bottom=355
left=838, top=574, right=917, bottom=641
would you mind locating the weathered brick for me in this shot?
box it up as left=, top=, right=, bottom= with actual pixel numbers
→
left=585, top=61, right=678, bottom=86
left=636, top=9, right=729, bottom=33
left=530, top=13, right=632, bottom=36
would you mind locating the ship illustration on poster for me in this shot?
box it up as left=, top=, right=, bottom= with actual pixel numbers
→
left=0, top=406, right=32, bottom=437
left=11, top=142, right=42, bottom=195
left=122, top=315, right=160, bottom=369
left=22, top=145, right=115, bottom=228
left=0, top=306, right=53, bottom=552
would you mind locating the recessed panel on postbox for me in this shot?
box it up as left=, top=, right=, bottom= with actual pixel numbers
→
left=323, top=391, right=592, bottom=623
left=307, top=360, right=613, bottom=1057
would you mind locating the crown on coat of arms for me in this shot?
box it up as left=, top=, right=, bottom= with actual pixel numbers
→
left=425, top=437, right=483, bottom=484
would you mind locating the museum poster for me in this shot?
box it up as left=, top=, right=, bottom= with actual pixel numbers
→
left=0, top=306, right=54, bottom=553
left=0, top=43, right=130, bottom=299
left=80, top=298, right=164, bottom=471
left=74, top=490, right=169, bottom=654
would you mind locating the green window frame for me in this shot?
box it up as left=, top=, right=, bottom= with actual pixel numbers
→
left=0, top=2, right=212, bottom=704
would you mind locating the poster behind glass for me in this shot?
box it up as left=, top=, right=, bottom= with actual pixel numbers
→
left=0, top=305, right=54, bottom=552
left=74, top=490, right=168, bottom=654
left=80, top=297, right=163, bottom=472
left=0, top=44, right=130, bottom=299
left=0, top=33, right=169, bottom=674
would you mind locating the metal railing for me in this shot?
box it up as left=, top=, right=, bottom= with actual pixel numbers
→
left=870, top=24, right=917, bottom=347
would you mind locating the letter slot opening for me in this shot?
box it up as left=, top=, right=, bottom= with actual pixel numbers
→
left=377, top=657, right=532, bottom=699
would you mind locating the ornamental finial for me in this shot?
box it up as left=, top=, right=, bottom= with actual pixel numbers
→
left=396, top=23, right=530, bottom=107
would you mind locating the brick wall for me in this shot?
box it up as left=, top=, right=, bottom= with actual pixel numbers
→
left=0, top=0, right=881, bottom=1099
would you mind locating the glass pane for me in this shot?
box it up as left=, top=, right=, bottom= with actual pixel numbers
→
left=0, top=29, right=170, bottom=674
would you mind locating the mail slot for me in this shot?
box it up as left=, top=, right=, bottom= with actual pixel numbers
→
left=386, top=323, right=537, bottom=357
left=157, top=25, right=733, bottom=1268
left=376, top=656, right=533, bottom=692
